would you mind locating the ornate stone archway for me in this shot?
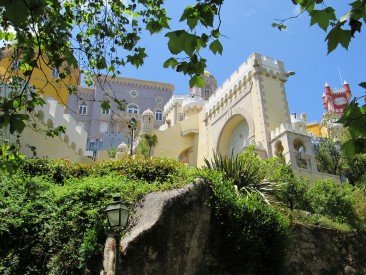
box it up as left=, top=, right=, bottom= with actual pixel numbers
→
left=216, top=114, right=250, bottom=156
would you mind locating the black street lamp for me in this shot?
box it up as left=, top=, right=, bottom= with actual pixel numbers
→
left=104, top=195, right=130, bottom=275
left=128, top=117, right=137, bottom=156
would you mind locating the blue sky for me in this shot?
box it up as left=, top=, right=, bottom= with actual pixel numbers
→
left=122, top=0, right=366, bottom=122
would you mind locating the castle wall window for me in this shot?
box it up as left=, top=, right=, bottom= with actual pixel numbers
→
left=102, top=108, right=110, bottom=115
left=11, top=59, right=20, bottom=71
left=127, top=104, right=139, bottom=114
left=155, top=110, right=163, bottom=121
left=78, top=104, right=88, bottom=115
left=51, top=68, right=60, bottom=79
left=204, top=87, right=211, bottom=98
left=100, top=122, right=108, bottom=133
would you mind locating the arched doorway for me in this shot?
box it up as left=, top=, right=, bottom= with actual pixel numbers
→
left=217, top=115, right=249, bottom=157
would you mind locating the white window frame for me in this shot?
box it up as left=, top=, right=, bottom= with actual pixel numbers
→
left=51, top=68, right=60, bottom=79
left=127, top=104, right=139, bottom=114
left=155, top=110, right=163, bottom=121
left=204, top=87, right=211, bottom=98
left=78, top=104, right=87, bottom=115
left=101, top=108, right=110, bottom=115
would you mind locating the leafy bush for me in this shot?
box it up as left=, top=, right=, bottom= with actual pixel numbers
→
left=207, top=173, right=290, bottom=274
left=265, top=158, right=311, bottom=211
left=306, top=179, right=358, bottom=226
left=343, top=153, right=366, bottom=185
left=20, top=158, right=91, bottom=184
left=0, top=162, right=189, bottom=274
left=20, top=157, right=184, bottom=184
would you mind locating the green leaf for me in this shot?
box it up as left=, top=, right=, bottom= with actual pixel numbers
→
left=163, top=57, right=178, bottom=69
left=359, top=82, right=366, bottom=89
left=326, top=25, right=352, bottom=53
left=342, top=138, right=366, bottom=157
left=182, top=32, right=198, bottom=56
left=310, top=8, right=336, bottom=31
left=166, top=30, right=185, bottom=54
left=9, top=114, right=28, bottom=134
left=189, top=75, right=205, bottom=88
left=209, top=39, right=223, bottom=55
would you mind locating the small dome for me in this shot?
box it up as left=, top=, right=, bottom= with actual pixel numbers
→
left=204, top=70, right=211, bottom=76
left=142, top=108, right=154, bottom=116
left=182, top=95, right=205, bottom=112
left=117, top=142, right=128, bottom=150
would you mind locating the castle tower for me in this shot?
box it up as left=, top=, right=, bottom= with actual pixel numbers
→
left=321, top=81, right=351, bottom=116
left=141, top=109, right=154, bottom=134
left=189, top=71, right=218, bottom=100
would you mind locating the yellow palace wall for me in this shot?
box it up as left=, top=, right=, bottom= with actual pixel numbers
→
left=0, top=48, right=79, bottom=106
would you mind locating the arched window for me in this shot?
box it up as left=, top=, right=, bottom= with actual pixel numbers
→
left=155, top=109, right=163, bottom=121
left=204, top=86, right=211, bottom=98
left=77, top=122, right=85, bottom=129
left=127, top=104, right=139, bottom=114
left=51, top=68, right=60, bottom=79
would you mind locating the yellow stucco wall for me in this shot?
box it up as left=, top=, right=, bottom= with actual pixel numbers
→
left=306, top=123, right=321, bottom=138
left=154, top=123, right=195, bottom=162
left=260, top=74, right=290, bottom=132
left=0, top=49, right=79, bottom=106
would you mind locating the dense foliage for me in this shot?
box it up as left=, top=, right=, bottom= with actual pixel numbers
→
left=20, top=156, right=182, bottom=184
left=200, top=170, right=290, bottom=274
left=1, top=152, right=366, bottom=274
left=0, top=157, right=186, bottom=274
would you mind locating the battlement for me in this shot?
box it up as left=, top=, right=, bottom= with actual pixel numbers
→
left=270, top=123, right=309, bottom=140
left=204, top=53, right=287, bottom=120
left=305, top=120, right=318, bottom=125
left=163, top=95, right=185, bottom=113
left=35, top=98, right=88, bottom=157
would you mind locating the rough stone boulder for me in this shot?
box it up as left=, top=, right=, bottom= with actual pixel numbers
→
left=102, top=179, right=211, bottom=275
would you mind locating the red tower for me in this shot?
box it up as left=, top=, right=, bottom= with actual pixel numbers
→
left=321, top=81, right=351, bottom=116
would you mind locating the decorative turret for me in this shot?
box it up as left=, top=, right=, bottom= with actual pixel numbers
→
left=343, top=80, right=352, bottom=101
left=325, top=82, right=332, bottom=97
left=182, top=95, right=205, bottom=114
left=141, top=108, right=154, bottom=134
left=189, top=71, right=218, bottom=100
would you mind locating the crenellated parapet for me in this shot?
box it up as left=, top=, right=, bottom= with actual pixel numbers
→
left=35, top=98, right=88, bottom=157
left=95, top=75, right=174, bottom=93
left=270, top=123, right=309, bottom=140
left=163, top=95, right=185, bottom=114
left=204, top=53, right=289, bottom=121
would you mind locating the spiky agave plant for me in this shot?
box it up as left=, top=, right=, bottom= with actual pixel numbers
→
left=204, top=148, right=277, bottom=203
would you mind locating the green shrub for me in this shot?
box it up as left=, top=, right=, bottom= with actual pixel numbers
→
left=209, top=175, right=290, bottom=274
left=307, top=179, right=358, bottom=226
left=20, top=157, right=184, bottom=185
left=264, top=157, right=310, bottom=211
left=343, top=153, right=366, bottom=185
left=104, top=156, right=183, bottom=183
left=0, top=165, right=190, bottom=274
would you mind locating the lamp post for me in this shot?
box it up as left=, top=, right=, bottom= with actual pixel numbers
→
left=104, top=195, right=130, bottom=275
left=128, top=117, right=137, bottom=156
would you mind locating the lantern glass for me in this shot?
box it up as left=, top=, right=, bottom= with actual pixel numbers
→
left=105, top=202, right=129, bottom=228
